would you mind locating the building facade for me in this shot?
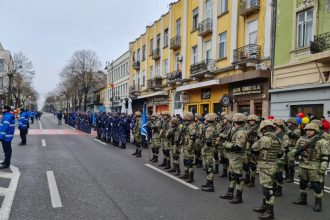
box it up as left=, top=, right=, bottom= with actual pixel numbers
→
left=271, top=0, right=330, bottom=119
left=129, top=0, right=272, bottom=117
left=106, top=51, right=131, bottom=113
left=0, top=42, right=11, bottom=107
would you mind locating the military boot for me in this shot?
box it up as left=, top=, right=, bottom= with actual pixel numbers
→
left=175, top=164, right=181, bottom=176
left=165, top=160, right=171, bottom=170
left=154, top=156, right=158, bottom=163
left=121, top=143, right=126, bottom=149
left=196, top=159, right=203, bottom=168
left=179, top=170, right=188, bottom=179
left=168, top=163, right=177, bottom=173
left=220, top=187, right=234, bottom=200
left=186, top=171, right=194, bottom=183
left=132, top=149, right=138, bottom=156
left=244, top=173, right=251, bottom=185
left=219, top=168, right=227, bottom=178
left=313, top=198, right=322, bottom=212
left=247, top=176, right=255, bottom=188
left=150, top=155, right=155, bottom=162
left=159, top=158, right=167, bottom=167
left=230, top=190, right=243, bottom=204
left=286, top=166, right=295, bottom=183
left=258, top=204, right=274, bottom=220
left=136, top=150, right=142, bottom=158
left=274, top=186, right=282, bottom=197
left=214, top=164, right=219, bottom=174
left=202, top=180, right=215, bottom=192
left=253, top=199, right=267, bottom=213
left=293, top=192, right=307, bottom=205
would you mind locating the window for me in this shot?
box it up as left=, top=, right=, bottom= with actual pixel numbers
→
left=150, top=39, right=154, bottom=54
left=142, top=45, right=146, bottom=60
left=142, top=72, right=146, bottom=86
left=291, top=104, right=323, bottom=119
left=296, top=9, right=313, bottom=48
left=175, top=54, right=180, bottom=71
left=220, top=0, right=228, bottom=14
left=157, top=34, right=161, bottom=49
left=150, top=66, right=154, bottom=79
left=126, top=62, right=129, bottom=73
left=155, top=63, right=161, bottom=77
left=0, top=77, right=3, bottom=90
left=219, top=32, right=227, bottom=59
left=137, top=49, right=140, bottom=61
left=163, top=59, right=168, bottom=75
left=205, top=0, right=212, bottom=19
left=0, top=59, right=4, bottom=73
left=176, top=19, right=181, bottom=37
left=246, top=19, right=258, bottom=45
left=204, top=40, right=211, bottom=61
left=192, top=8, right=199, bottom=31
left=164, top=29, right=169, bottom=47
left=132, top=52, right=136, bottom=61
left=192, top=46, right=198, bottom=64
left=174, top=92, right=182, bottom=109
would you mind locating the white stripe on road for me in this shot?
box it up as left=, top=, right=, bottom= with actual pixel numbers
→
left=42, top=139, right=46, bottom=147
left=39, top=120, right=43, bottom=130
left=145, top=164, right=200, bottom=190
left=46, top=171, right=63, bottom=208
left=293, top=179, right=330, bottom=194
left=93, top=138, right=107, bottom=145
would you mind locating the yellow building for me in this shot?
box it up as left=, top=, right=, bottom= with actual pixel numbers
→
left=129, top=0, right=272, bottom=117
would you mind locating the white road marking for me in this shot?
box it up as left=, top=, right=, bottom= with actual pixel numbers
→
left=94, top=138, right=107, bottom=145
left=0, top=165, right=21, bottom=220
left=42, top=139, right=46, bottom=147
left=145, top=164, right=199, bottom=190
left=0, top=187, right=7, bottom=196
left=293, top=179, right=330, bottom=193
left=39, top=120, right=43, bottom=130
left=47, top=171, right=63, bottom=208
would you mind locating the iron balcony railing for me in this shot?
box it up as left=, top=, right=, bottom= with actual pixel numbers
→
left=167, top=71, right=182, bottom=83
left=198, top=18, right=212, bottom=37
left=240, top=0, right=260, bottom=17
left=132, top=61, right=140, bottom=70
left=310, top=32, right=330, bottom=54
left=152, top=48, right=161, bottom=60
left=129, top=85, right=140, bottom=94
left=232, top=44, right=261, bottom=64
left=190, top=59, right=216, bottom=77
left=147, top=77, right=163, bottom=89
left=170, top=36, right=181, bottom=50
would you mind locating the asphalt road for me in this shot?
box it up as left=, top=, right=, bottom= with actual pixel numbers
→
left=1, top=113, right=329, bottom=220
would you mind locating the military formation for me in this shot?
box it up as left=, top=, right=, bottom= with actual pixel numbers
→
left=64, top=110, right=330, bottom=220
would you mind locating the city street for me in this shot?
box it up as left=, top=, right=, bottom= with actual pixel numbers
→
left=0, top=114, right=327, bottom=220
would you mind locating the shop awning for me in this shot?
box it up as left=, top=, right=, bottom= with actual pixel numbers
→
left=176, top=79, right=220, bottom=92
left=137, top=91, right=168, bottom=99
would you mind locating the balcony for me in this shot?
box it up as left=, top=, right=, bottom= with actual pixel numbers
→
left=232, top=44, right=261, bottom=65
left=152, top=48, right=161, bottom=60
left=239, top=0, right=260, bottom=17
left=170, top=36, right=181, bottom=50
left=147, top=77, right=163, bottom=90
left=311, top=32, right=330, bottom=54
left=129, top=85, right=140, bottom=96
left=198, top=18, right=212, bottom=37
left=167, top=70, right=183, bottom=86
left=190, top=59, right=216, bottom=79
left=132, top=61, right=140, bottom=70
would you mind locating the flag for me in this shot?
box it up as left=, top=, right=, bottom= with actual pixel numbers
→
left=140, top=105, right=148, bottom=140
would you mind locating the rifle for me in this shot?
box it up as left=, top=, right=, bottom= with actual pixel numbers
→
left=295, top=134, right=323, bottom=159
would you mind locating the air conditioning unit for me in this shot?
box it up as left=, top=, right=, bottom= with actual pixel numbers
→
left=256, top=63, right=268, bottom=70
left=176, top=55, right=183, bottom=62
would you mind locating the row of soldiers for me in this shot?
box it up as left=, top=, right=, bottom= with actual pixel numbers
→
left=131, top=111, right=330, bottom=220
left=64, top=112, right=94, bottom=134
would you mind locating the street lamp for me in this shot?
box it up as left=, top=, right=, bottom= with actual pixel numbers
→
left=105, top=60, right=114, bottom=112
left=7, top=60, right=22, bottom=107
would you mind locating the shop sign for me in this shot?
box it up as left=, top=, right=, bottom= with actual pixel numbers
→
left=220, top=95, right=231, bottom=107
left=201, top=88, right=211, bottom=100
left=232, top=85, right=262, bottom=96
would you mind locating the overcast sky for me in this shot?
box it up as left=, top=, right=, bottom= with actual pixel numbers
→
left=0, top=0, right=171, bottom=108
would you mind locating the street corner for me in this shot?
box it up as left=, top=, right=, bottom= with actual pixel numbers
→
left=0, top=164, right=20, bottom=220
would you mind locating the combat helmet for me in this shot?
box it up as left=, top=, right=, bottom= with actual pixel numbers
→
left=259, top=120, right=275, bottom=131
left=232, top=113, right=247, bottom=123
left=134, top=111, right=142, bottom=117
left=247, top=114, right=259, bottom=122
left=304, top=123, right=320, bottom=133
left=170, top=117, right=179, bottom=125
left=162, top=111, right=171, bottom=117
left=286, top=117, right=297, bottom=124
left=273, top=118, right=285, bottom=127
left=195, top=113, right=203, bottom=120
left=151, top=113, right=160, bottom=119
left=224, top=114, right=233, bottom=122
left=183, top=112, right=194, bottom=121
left=205, top=113, right=217, bottom=122
left=311, top=119, right=322, bottom=128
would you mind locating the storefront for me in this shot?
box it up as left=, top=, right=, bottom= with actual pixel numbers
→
left=137, top=91, right=169, bottom=116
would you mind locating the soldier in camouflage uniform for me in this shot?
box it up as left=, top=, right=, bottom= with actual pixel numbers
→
left=285, top=117, right=301, bottom=183
left=272, top=119, right=289, bottom=197
left=244, top=114, right=259, bottom=187
left=179, top=112, right=196, bottom=183
left=159, top=112, right=171, bottom=169
left=150, top=113, right=162, bottom=163
left=194, top=113, right=204, bottom=168
left=292, top=123, right=330, bottom=212
left=251, top=120, right=283, bottom=220
left=167, top=117, right=183, bottom=175
left=220, top=113, right=247, bottom=204
left=132, top=111, right=142, bottom=157
left=311, top=119, right=330, bottom=142
left=217, top=114, right=233, bottom=178
left=201, top=113, right=218, bottom=192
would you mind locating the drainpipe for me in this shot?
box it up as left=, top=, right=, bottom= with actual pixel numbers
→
left=270, top=0, right=277, bottom=89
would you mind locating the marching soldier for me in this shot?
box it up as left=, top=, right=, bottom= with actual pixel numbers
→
left=132, top=111, right=142, bottom=157
left=292, top=123, right=330, bottom=212
left=251, top=120, right=283, bottom=220
left=150, top=113, right=162, bottom=162
left=159, top=112, right=171, bottom=169
left=201, top=113, right=217, bottom=192
left=194, top=113, right=204, bottom=168
left=220, top=113, right=247, bottom=204
left=167, top=117, right=183, bottom=175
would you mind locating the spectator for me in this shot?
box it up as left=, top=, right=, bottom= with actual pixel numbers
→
left=57, top=111, right=63, bottom=125
left=321, top=116, right=330, bottom=133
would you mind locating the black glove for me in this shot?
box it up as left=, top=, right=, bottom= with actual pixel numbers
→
left=206, top=139, right=212, bottom=147
left=231, top=144, right=242, bottom=152
left=288, top=132, right=299, bottom=140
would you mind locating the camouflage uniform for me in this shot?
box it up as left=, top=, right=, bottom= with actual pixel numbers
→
left=251, top=120, right=283, bottom=220
left=150, top=113, right=162, bottom=162
left=179, top=112, right=196, bottom=183
left=220, top=113, right=247, bottom=204
left=132, top=112, right=142, bottom=157
left=201, top=113, right=217, bottom=192
left=159, top=112, right=171, bottom=169
left=292, top=123, right=330, bottom=212
left=167, top=118, right=183, bottom=175
left=194, top=113, right=204, bottom=168
left=244, top=114, right=259, bottom=187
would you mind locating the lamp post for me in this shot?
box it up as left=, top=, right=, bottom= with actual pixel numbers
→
left=7, top=60, right=22, bottom=107
left=105, top=61, right=114, bottom=112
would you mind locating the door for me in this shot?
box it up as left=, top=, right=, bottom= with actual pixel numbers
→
left=205, top=0, right=212, bottom=19
left=200, top=104, right=209, bottom=116
left=204, top=40, right=211, bottom=61
left=246, top=19, right=258, bottom=45
left=187, top=104, right=198, bottom=114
